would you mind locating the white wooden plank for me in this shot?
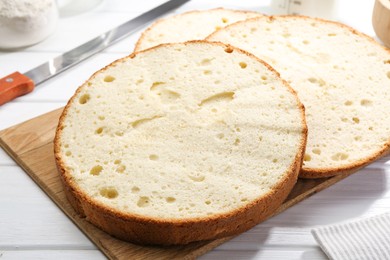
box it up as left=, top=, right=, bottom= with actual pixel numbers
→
left=0, top=247, right=326, bottom=260
left=0, top=149, right=16, bottom=166
left=0, top=250, right=105, bottom=260
left=173, top=0, right=272, bottom=14
left=201, top=246, right=327, bottom=260
left=94, top=0, right=170, bottom=13
left=0, top=103, right=64, bottom=130
left=0, top=166, right=94, bottom=247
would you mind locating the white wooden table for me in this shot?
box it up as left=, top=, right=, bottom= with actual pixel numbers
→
left=1, top=0, right=389, bottom=259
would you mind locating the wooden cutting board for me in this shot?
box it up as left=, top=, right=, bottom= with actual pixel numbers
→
left=0, top=108, right=355, bottom=260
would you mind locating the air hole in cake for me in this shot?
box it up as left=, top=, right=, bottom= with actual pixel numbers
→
left=384, top=60, right=390, bottom=64
left=151, top=83, right=181, bottom=103
left=303, top=40, right=310, bottom=45
left=131, top=187, right=139, bottom=193
left=100, top=187, right=118, bottom=199
left=215, top=26, right=221, bottom=30
left=90, top=165, right=103, bottom=176
left=308, top=77, right=317, bottom=83
left=360, top=99, right=373, bottom=107
left=328, top=33, right=337, bottom=37
left=331, top=153, right=349, bottom=161
left=203, top=70, right=212, bottom=75
left=116, top=165, right=126, bottom=173
left=199, top=92, right=234, bottom=106
left=137, top=196, right=150, bottom=207
left=239, top=62, right=247, bottom=69
left=261, top=75, right=267, bottom=81
left=369, top=126, right=374, bottom=131
left=241, top=198, right=248, bottom=202
left=201, top=59, right=211, bottom=66
left=115, top=131, right=124, bottom=136
left=354, top=136, right=362, bottom=141
left=205, top=200, right=211, bottom=205
left=224, top=47, right=233, bottom=53
left=341, top=118, right=348, bottom=122
left=352, top=117, right=360, bottom=124
left=221, top=17, right=228, bottom=23
left=272, top=159, right=278, bottom=163
left=163, top=90, right=180, bottom=101
left=104, top=75, right=115, bottom=82
left=98, top=115, right=105, bottom=120
left=149, top=154, right=159, bottom=161
left=136, top=79, right=144, bottom=85
left=189, top=175, right=205, bottom=182
left=303, top=154, right=311, bottom=162
left=150, top=82, right=165, bottom=91
left=95, top=127, right=104, bottom=135
left=387, top=71, right=390, bottom=79
left=166, top=197, right=176, bottom=203
left=79, top=94, right=90, bottom=104
left=312, top=149, right=321, bottom=155
left=131, top=116, right=162, bottom=128
left=216, top=133, right=224, bottom=139
left=344, top=100, right=353, bottom=106
left=251, top=27, right=257, bottom=33
left=65, top=151, right=72, bottom=156
left=114, top=159, right=121, bottom=165
left=234, top=138, right=240, bottom=146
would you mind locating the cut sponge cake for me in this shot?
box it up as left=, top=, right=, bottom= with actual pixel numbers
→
left=207, top=16, right=390, bottom=178
left=134, top=8, right=263, bottom=51
left=55, top=41, right=307, bottom=245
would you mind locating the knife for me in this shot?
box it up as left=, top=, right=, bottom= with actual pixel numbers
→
left=0, top=0, right=189, bottom=106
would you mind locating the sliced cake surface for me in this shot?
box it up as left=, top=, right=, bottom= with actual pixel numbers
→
left=134, top=8, right=263, bottom=51
left=55, top=41, right=307, bottom=245
left=208, top=15, right=390, bottom=178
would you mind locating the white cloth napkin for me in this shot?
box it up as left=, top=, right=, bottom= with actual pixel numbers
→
left=311, top=213, right=390, bottom=260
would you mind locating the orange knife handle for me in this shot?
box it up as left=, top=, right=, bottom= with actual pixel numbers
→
left=0, top=72, right=35, bottom=106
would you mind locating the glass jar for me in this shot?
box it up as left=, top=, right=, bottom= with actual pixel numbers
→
left=0, top=0, right=59, bottom=49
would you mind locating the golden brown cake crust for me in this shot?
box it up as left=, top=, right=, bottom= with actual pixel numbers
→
left=54, top=41, right=307, bottom=245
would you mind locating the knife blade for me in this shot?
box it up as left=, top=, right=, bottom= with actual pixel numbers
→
left=0, top=0, right=189, bottom=106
